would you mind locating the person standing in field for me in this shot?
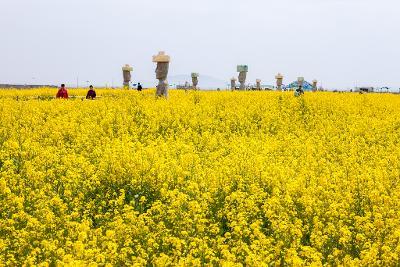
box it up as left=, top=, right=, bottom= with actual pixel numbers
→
left=137, top=82, right=143, bottom=91
left=295, top=85, right=304, bottom=97
left=56, top=84, right=69, bottom=99
left=86, top=85, right=96, bottom=99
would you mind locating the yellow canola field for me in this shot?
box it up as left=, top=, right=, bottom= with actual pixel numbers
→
left=0, top=89, right=400, bottom=266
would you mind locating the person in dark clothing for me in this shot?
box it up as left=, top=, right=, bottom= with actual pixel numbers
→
left=86, top=85, right=96, bottom=99
left=137, top=83, right=143, bottom=91
left=56, top=84, right=69, bottom=99
left=295, top=85, right=304, bottom=96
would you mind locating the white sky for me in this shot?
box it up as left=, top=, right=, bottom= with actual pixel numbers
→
left=0, top=0, right=399, bottom=89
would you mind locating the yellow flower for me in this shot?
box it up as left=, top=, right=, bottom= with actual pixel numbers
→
left=0, top=89, right=399, bottom=265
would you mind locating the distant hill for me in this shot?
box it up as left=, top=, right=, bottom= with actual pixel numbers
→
left=168, top=75, right=227, bottom=90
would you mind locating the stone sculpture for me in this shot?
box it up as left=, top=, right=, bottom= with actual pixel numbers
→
left=237, top=65, right=248, bottom=90
left=191, top=73, right=199, bottom=90
left=312, top=79, right=318, bottom=91
left=275, top=73, right=283, bottom=90
left=256, top=79, right=261, bottom=90
left=152, top=51, right=170, bottom=97
left=122, top=64, right=133, bottom=89
left=231, top=77, right=237, bottom=90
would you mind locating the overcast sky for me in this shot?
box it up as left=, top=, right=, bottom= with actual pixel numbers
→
left=0, top=0, right=399, bottom=89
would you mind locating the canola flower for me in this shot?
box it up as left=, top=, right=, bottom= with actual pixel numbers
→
left=0, top=88, right=400, bottom=266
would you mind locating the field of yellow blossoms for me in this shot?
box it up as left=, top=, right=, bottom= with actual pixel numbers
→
left=0, top=88, right=400, bottom=266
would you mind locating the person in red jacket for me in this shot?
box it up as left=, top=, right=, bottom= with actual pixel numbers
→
left=56, top=84, right=69, bottom=99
